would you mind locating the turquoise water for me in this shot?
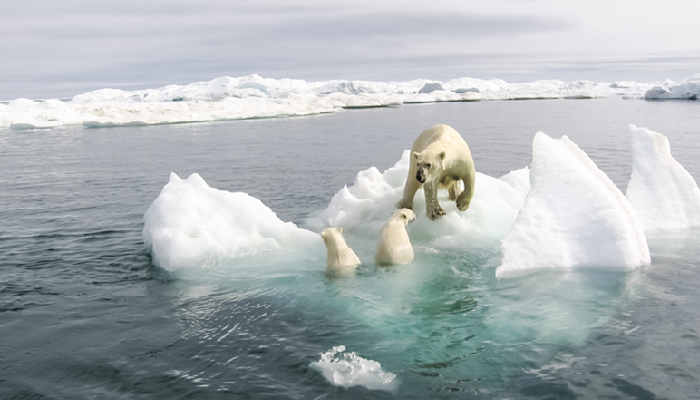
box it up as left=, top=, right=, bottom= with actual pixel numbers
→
left=1, top=98, right=700, bottom=398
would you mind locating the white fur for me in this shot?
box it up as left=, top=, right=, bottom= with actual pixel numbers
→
left=396, top=124, right=476, bottom=220
left=375, top=209, right=416, bottom=265
left=320, top=227, right=362, bottom=271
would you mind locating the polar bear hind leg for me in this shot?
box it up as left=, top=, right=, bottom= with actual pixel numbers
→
left=442, top=179, right=463, bottom=201
left=456, top=177, right=474, bottom=211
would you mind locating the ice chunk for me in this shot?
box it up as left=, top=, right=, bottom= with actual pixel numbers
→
left=321, top=151, right=527, bottom=246
left=142, top=172, right=320, bottom=271
left=644, top=74, right=700, bottom=100
left=418, top=82, right=444, bottom=93
left=310, top=345, right=398, bottom=392
left=626, top=125, right=700, bottom=231
left=10, top=121, right=63, bottom=129
left=7, top=98, right=37, bottom=108
left=500, top=167, right=531, bottom=199
left=497, top=132, right=650, bottom=278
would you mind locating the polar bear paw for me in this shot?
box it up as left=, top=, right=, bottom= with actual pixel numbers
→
left=396, top=198, right=414, bottom=210
left=456, top=195, right=471, bottom=211
left=427, top=206, right=446, bottom=220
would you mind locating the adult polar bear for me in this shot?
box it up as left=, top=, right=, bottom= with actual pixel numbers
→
left=396, top=124, right=476, bottom=220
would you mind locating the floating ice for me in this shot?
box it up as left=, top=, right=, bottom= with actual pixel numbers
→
left=1, top=74, right=665, bottom=129
left=310, top=345, right=398, bottom=392
left=644, top=74, right=700, bottom=100
left=321, top=151, right=529, bottom=246
left=497, top=132, right=650, bottom=278
left=626, top=125, right=700, bottom=231
left=142, top=172, right=320, bottom=271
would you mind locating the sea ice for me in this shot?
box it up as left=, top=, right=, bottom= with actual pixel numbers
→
left=644, top=74, right=700, bottom=100
left=321, top=151, right=529, bottom=246
left=626, top=125, right=700, bottom=231
left=310, top=345, right=398, bottom=392
left=0, top=74, right=666, bottom=129
left=142, top=172, right=320, bottom=271
left=497, top=132, right=650, bottom=278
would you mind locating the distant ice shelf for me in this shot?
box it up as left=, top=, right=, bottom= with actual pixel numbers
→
left=0, top=73, right=682, bottom=129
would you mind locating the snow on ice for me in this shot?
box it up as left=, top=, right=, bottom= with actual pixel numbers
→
left=0, top=73, right=678, bottom=129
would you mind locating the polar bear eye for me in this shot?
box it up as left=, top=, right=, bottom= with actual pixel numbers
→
left=426, top=163, right=431, bottom=169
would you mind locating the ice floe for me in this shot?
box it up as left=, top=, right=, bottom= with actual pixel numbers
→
left=142, top=172, right=320, bottom=271
left=497, top=133, right=650, bottom=278
left=626, top=125, right=700, bottom=231
left=1, top=73, right=672, bottom=129
left=140, top=124, right=699, bottom=278
left=644, top=73, right=700, bottom=100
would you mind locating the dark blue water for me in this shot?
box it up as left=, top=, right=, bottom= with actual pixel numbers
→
left=1, top=97, right=700, bottom=399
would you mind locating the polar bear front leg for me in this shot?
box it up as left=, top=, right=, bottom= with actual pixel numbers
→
left=424, top=180, right=446, bottom=220
left=397, top=177, right=420, bottom=210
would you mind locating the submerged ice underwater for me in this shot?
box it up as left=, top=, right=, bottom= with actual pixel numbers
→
left=2, top=95, right=700, bottom=399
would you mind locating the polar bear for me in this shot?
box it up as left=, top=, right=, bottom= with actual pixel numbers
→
left=375, top=208, right=416, bottom=265
left=320, top=227, right=362, bottom=272
left=396, top=124, right=476, bottom=220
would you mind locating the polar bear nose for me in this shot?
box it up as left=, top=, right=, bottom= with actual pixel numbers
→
left=416, top=171, right=426, bottom=183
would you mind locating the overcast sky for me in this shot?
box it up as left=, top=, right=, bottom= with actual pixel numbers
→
left=2, top=0, right=699, bottom=99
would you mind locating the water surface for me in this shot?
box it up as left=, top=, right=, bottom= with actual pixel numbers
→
left=1, top=97, right=700, bottom=398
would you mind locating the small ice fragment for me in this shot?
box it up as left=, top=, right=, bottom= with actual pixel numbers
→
left=310, top=346, right=398, bottom=392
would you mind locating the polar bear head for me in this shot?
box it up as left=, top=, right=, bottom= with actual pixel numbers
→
left=412, top=149, right=446, bottom=183
left=392, top=208, right=416, bottom=225
left=320, top=227, right=346, bottom=247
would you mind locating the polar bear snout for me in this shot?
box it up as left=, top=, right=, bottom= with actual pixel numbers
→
left=416, top=170, right=426, bottom=183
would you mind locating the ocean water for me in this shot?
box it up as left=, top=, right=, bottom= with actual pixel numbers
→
left=1, top=97, right=700, bottom=399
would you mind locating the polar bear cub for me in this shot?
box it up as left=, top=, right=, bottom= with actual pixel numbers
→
left=375, top=208, right=416, bottom=265
left=396, top=124, right=476, bottom=220
left=320, top=227, right=362, bottom=272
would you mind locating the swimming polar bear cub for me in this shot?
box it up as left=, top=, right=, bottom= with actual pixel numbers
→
left=320, top=227, right=362, bottom=272
left=396, top=124, right=476, bottom=220
left=375, top=209, right=416, bottom=265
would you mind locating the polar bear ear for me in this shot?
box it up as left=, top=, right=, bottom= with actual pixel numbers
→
left=438, top=151, right=446, bottom=160
left=412, top=151, right=420, bottom=160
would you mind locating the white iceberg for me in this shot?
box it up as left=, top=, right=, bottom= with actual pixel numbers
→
left=644, top=74, right=700, bottom=100
left=310, top=345, right=398, bottom=392
left=626, top=125, right=700, bottom=231
left=497, top=132, right=650, bottom=278
left=142, top=172, right=320, bottom=271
